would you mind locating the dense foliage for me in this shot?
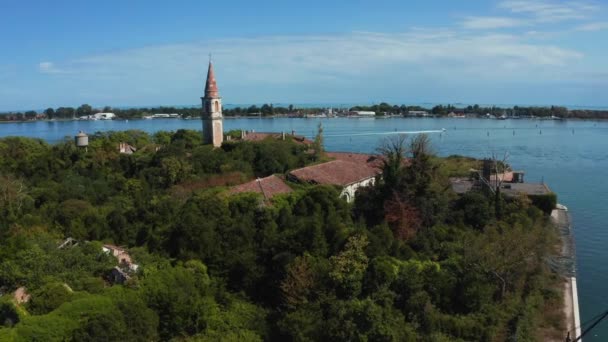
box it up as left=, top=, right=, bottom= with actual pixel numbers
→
left=0, top=130, right=563, bottom=341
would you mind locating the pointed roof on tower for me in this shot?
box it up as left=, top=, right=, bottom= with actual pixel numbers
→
left=204, top=61, right=219, bottom=98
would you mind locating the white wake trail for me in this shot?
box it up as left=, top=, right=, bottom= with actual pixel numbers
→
left=323, top=130, right=445, bottom=137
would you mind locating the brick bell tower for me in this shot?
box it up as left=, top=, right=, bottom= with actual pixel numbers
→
left=201, top=58, right=223, bottom=147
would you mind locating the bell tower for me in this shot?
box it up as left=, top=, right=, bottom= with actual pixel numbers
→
left=202, top=59, right=223, bottom=147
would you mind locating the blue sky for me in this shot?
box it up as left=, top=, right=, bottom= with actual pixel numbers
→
left=1, top=0, right=607, bottom=110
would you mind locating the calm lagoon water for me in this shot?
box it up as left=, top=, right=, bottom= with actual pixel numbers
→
left=2, top=117, right=608, bottom=338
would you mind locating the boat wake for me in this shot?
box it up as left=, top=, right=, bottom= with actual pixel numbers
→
left=323, top=129, right=445, bottom=137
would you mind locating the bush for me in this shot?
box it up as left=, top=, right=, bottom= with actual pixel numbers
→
left=529, top=193, right=557, bottom=214
left=28, top=282, right=73, bottom=315
left=0, top=299, right=20, bottom=327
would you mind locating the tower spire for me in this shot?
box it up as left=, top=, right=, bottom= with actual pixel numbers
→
left=201, top=57, right=223, bottom=147
left=204, top=59, right=219, bottom=98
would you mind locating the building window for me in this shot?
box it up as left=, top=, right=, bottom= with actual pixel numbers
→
left=214, top=101, right=220, bottom=112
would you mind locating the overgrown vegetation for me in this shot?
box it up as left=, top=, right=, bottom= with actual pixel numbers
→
left=0, top=130, right=563, bottom=341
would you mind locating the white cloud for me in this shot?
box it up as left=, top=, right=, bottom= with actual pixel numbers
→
left=498, top=0, right=597, bottom=22
left=462, top=1, right=601, bottom=30
left=41, top=30, right=583, bottom=90
left=38, top=61, right=65, bottom=74
left=462, top=16, right=528, bottom=29
left=575, top=21, right=608, bottom=31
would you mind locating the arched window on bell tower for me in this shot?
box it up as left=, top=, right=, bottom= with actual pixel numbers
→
left=214, top=101, right=219, bottom=113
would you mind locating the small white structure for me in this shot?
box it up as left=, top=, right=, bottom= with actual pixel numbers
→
left=407, top=110, right=429, bottom=117
left=151, top=113, right=180, bottom=118
left=341, top=177, right=376, bottom=202
left=75, top=131, right=88, bottom=149
left=118, top=142, right=137, bottom=155
left=93, top=112, right=116, bottom=120
left=351, top=111, right=376, bottom=116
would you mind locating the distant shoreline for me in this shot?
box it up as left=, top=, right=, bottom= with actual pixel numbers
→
left=3, top=115, right=608, bottom=124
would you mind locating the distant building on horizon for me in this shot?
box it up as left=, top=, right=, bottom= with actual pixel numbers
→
left=350, top=110, right=376, bottom=117
left=201, top=60, right=223, bottom=147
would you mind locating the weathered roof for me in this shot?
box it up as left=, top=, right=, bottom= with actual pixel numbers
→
left=102, top=244, right=133, bottom=265
left=501, top=183, right=551, bottom=197
left=449, top=178, right=476, bottom=194
left=490, top=171, right=514, bottom=183
left=289, top=158, right=380, bottom=187
left=230, top=175, right=293, bottom=199
left=449, top=178, right=552, bottom=197
left=103, top=244, right=127, bottom=253
left=242, top=132, right=278, bottom=142
left=242, top=132, right=313, bottom=145
left=326, top=152, right=384, bottom=168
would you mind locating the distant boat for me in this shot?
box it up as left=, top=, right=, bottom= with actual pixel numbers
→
left=150, top=113, right=181, bottom=119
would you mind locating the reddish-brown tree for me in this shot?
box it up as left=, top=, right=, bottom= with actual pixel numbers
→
left=383, top=193, right=422, bottom=241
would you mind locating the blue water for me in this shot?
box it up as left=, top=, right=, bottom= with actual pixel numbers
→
left=1, top=117, right=607, bottom=338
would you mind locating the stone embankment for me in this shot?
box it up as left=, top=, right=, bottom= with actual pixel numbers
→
left=551, top=205, right=581, bottom=341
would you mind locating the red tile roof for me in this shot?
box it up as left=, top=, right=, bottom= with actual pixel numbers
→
left=326, top=152, right=384, bottom=168
left=230, top=175, right=293, bottom=199
left=242, top=132, right=313, bottom=146
left=289, top=157, right=380, bottom=187
left=242, top=132, right=278, bottom=142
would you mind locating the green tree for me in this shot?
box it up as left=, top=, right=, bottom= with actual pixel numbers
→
left=457, top=191, right=493, bottom=229
left=141, top=263, right=212, bottom=339
left=76, top=104, right=93, bottom=117
left=0, top=299, right=20, bottom=327
left=43, top=108, right=55, bottom=120
left=28, top=282, right=73, bottom=315
left=313, top=122, right=324, bottom=160
left=323, top=298, right=415, bottom=341
left=71, top=310, right=128, bottom=342
left=329, top=235, right=369, bottom=298
left=281, top=254, right=314, bottom=309
left=24, top=110, right=37, bottom=120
